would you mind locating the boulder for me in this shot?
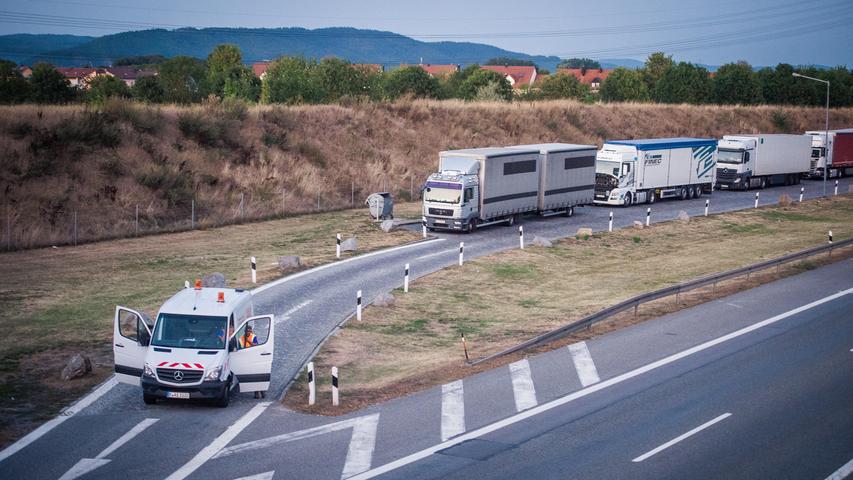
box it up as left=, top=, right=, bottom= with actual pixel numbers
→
left=380, top=219, right=395, bottom=233
left=778, top=193, right=792, bottom=207
left=277, top=255, right=301, bottom=271
left=677, top=210, right=690, bottom=223
left=341, top=236, right=358, bottom=252
left=61, top=353, right=92, bottom=381
left=532, top=235, right=553, bottom=247
left=633, top=220, right=644, bottom=229
left=373, top=292, right=396, bottom=307
left=201, top=272, right=227, bottom=288
left=576, top=227, right=593, bottom=237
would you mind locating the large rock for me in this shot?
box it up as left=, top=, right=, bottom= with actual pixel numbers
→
left=373, top=292, right=396, bottom=307
left=341, top=236, right=358, bottom=252
left=677, top=210, right=690, bottom=223
left=633, top=221, right=644, bottom=229
left=380, top=219, right=395, bottom=233
left=532, top=235, right=553, bottom=247
left=277, top=255, right=301, bottom=271
left=576, top=227, right=593, bottom=237
left=61, top=353, right=92, bottom=381
left=201, top=272, right=227, bottom=288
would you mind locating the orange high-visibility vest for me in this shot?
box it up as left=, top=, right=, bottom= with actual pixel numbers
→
left=239, top=333, right=256, bottom=348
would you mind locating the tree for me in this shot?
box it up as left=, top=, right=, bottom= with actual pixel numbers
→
left=599, top=68, right=649, bottom=102
left=206, top=44, right=259, bottom=100
left=158, top=56, right=208, bottom=104
left=440, top=64, right=481, bottom=99
left=261, top=56, right=323, bottom=104
left=485, top=57, right=537, bottom=68
left=642, top=52, right=673, bottom=92
left=557, top=58, right=601, bottom=69
left=381, top=66, right=440, bottom=100
left=132, top=74, right=164, bottom=103
left=85, top=74, right=130, bottom=103
left=712, top=61, right=762, bottom=105
left=29, top=63, right=74, bottom=104
left=458, top=69, right=513, bottom=101
left=0, top=59, right=31, bottom=104
left=536, top=73, right=589, bottom=100
left=653, top=62, right=712, bottom=104
left=114, top=55, right=166, bottom=66
left=314, top=57, right=369, bottom=101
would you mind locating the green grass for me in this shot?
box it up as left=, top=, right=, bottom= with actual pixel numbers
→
left=491, top=263, right=539, bottom=280
left=721, top=221, right=775, bottom=234
left=758, top=211, right=833, bottom=223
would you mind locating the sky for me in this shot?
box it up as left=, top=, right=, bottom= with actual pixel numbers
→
left=0, top=0, right=851, bottom=67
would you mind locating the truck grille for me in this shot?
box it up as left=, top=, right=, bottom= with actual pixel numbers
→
left=157, top=368, right=203, bottom=384
left=428, top=208, right=453, bottom=216
left=716, top=168, right=737, bottom=181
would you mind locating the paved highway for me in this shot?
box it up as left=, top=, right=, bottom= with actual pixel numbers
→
left=0, top=177, right=850, bottom=479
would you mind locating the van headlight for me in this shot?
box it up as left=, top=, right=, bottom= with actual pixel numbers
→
left=203, top=366, right=222, bottom=382
left=143, top=363, right=155, bottom=378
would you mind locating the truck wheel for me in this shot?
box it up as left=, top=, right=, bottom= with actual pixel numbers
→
left=143, top=393, right=157, bottom=405
left=214, top=381, right=231, bottom=408
left=505, top=215, right=515, bottom=227
left=759, top=177, right=767, bottom=189
left=686, top=185, right=695, bottom=198
left=623, top=193, right=632, bottom=207
left=742, top=177, right=751, bottom=190
left=563, top=206, right=575, bottom=217
left=467, top=219, right=478, bottom=233
left=647, top=191, right=656, bottom=204
left=679, top=187, right=688, bottom=200
left=695, top=186, right=703, bottom=198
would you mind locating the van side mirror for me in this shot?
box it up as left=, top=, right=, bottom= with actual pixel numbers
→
left=228, top=337, right=238, bottom=352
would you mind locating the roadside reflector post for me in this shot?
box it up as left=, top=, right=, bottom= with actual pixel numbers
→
left=754, top=192, right=759, bottom=208
left=307, top=362, right=315, bottom=406
left=704, top=199, right=709, bottom=217
left=608, top=211, right=613, bottom=232
left=336, top=233, right=341, bottom=259
left=404, top=263, right=409, bottom=293
left=799, top=187, right=804, bottom=203
left=422, top=216, right=427, bottom=238
left=519, top=225, right=524, bottom=249
left=829, top=230, right=833, bottom=243
left=835, top=180, right=839, bottom=196
left=331, top=366, right=339, bottom=407
left=646, top=207, right=651, bottom=227
left=459, top=242, right=464, bottom=266
left=250, top=256, right=257, bottom=284
left=356, top=290, right=362, bottom=321
left=461, top=332, right=469, bottom=361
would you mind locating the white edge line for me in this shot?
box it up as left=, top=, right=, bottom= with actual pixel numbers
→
left=341, top=413, right=381, bottom=479
left=251, top=238, right=445, bottom=295
left=631, top=413, right=732, bottom=462
left=415, top=247, right=459, bottom=261
left=825, top=457, right=853, bottom=480
left=347, top=287, right=853, bottom=480
left=165, top=402, right=271, bottom=480
left=0, top=375, right=119, bottom=464
left=96, top=417, right=159, bottom=459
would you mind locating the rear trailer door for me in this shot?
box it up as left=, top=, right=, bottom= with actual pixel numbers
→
left=230, top=314, right=275, bottom=392
left=113, top=306, right=152, bottom=385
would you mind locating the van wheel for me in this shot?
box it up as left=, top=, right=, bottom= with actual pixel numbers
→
left=143, top=394, right=157, bottom=405
left=214, top=380, right=231, bottom=408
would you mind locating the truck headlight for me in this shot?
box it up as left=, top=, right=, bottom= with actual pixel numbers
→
left=734, top=178, right=741, bottom=183
left=143, top=363, right=155, bottom=378
left=203, top=366, right=222, bottom=382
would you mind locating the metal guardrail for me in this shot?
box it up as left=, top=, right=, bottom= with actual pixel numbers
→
left=469, top=236, right=853, bottom=366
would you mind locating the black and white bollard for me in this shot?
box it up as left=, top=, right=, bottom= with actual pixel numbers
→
left=422, top=216, right=427, bottom=238
left=459, top=242, right=464, bottom=266
left=754, top=192, right=759, bottom=208
left=829, top=230, right=833, bottom=243
left=799, top=187, right=804, bottom=203
left=307, top=362, right=316, bottom=406
left=251, top=256, right=257, bottom=284
left=184, top=280, right=190, bottom=289
left=608, top=211, right=613, bottom=232
left=835, top=180, right=839, bottom=196
left=356, top=290, right=362, bottom=321
left=404, top=263, right=409, bottom=293
left=646, top=207, right=651, bottom=227
left=704, top=199, right=709, bottom=217
left=336, top=233, right=341, bottom=259
left=519, top=225, right=524, bottom=249
left=331, top=366, right=339, bottom=406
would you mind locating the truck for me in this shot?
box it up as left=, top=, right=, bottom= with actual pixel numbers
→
left=422, top=144, right=596, bottom=232
left=805, top=129, right=853, bottom=178
left=594, top=137, right=717, bottom=207
left=113, top=283, right=274, bottom=407
left=715, top=134, right=810, bottom=190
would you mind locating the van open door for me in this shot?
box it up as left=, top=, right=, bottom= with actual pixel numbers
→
left=113, top=306, right=152, bottom=385
left=229, top=315, right=274, bottom=393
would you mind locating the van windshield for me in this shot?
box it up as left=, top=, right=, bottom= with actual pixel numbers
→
left=151, top=314, right=228, bottom=349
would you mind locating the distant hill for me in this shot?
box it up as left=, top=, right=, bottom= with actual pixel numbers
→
left=2, top=27, right=563, bottom=70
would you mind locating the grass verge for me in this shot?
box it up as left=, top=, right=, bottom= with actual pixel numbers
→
left=285, top=195, right=853, bottom=414
left=0, top=202, right=422, bottom=447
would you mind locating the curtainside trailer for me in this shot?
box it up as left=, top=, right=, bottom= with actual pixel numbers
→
left=806, top=129, right=853, bottom=178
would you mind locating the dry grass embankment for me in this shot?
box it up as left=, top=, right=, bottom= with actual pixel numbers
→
left=0, top=202, right=421, bottom=447
left=285, top=195, right=853, bottom=414
left=2, top=99, right=853, bottom=248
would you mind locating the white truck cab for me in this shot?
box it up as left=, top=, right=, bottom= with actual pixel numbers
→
left=113, top=284, right=274, bottom=407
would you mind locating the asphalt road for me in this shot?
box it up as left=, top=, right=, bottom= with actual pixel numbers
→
left=0, top=177, right=851, bottom=480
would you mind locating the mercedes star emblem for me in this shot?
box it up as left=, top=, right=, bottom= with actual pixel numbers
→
left=173, top=370, right=184, bottom=381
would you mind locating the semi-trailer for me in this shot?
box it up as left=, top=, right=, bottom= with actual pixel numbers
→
left=594, top=137, right=717, bottom=207
left=805, top=129, right=853, bottom=178
left=715, top=134, right=810, bottom=190
left=422, top=144, right=596, bottom=232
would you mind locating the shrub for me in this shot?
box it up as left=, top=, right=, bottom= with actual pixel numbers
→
left=296, top=141, right=326, bottom=168
left=137, top=166, right=194, bottom=206
left=771, top=110, right=790, bottom=131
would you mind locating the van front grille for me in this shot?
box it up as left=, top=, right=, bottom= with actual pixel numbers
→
left=157, top=368, right=203, bottom=384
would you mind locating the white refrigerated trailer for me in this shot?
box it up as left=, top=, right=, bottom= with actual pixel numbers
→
left=716, top=134, right=810, bottom=189
left=594, top=138, right=717, bottom=207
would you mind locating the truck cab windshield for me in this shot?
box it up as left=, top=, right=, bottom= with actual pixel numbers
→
left=151, top=313, right=228, bottom=349
left=718, top=149, right=744, bottom=164
left=424, top=183, right=462, bottom=204
left=811, top=148, right=823, bottom=158
left=596, top=160, right=621, bottom=177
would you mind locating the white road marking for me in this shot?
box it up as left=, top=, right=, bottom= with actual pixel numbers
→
left=234, top=472, right=275, bottom=480
left=252, top=238, right=445, bottom=295
left=347, top=287, right=853, bottom=480
left=0, top=376, right=118, bottom=464
left=341, top=414, right=380, bottom=479
left=415, top=247, right=458, bottom=261
left=166, top=402, right=271, bottom=480
left=632, top=413, right=732, bottom=462
left=825, top=457, right=853, bottom=480
left=58, top=418, right=159, bottom=480
left=276, top=300, right=313, bottom=324
left=568, top=341, right=601, bottom=387
left=725, top=302, right=743, bottom=309
left=509, top=359, right=538, bottom=412
left=441, top=380, right=465, bottom=441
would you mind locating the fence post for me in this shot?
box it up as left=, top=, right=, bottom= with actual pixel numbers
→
left=356, top=290, right=362, bottom=321
left=799, top=187, right=804, bottom=203
left=251, top=256, right=257, bottom=284
left=331, top=366, right=339, bottom=407
left=646, top=207, right=650, bottom=227
left=351, top=181, right=354, bottom=207
left=704, top=199, right=709, bottom=217
left=307, top=362, right=315, bottom=406
left=73, top=210, right=78, bottom=246
left=404, top=263, right=409, bottom=293
left=754, top=192, right=759, bottom=208
left=5, top=204, right=10, bottom=251
left=459, top=242, right=464, bottom=266
left=135, top=204, right=139, bottom=236
left=317, top=191, right=321, bottom=211
left=608, top=211, right=613, bottom=232
left=410, top=176, right=414, bottom=201
left=240, top=193, right=245, bottom=218
left=191, top=199, right=195, bottom=229
left=519, top=225, right=524, bottom=249
left=336, top=233, right=341, bottom=259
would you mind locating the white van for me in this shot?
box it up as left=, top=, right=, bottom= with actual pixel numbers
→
left=113, top=284, right=274, bottom=407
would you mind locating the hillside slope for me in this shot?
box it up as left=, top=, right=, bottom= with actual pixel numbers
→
left=1, top=99, right=851, bottom=249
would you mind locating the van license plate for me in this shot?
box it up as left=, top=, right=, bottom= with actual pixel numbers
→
left=166, top=391, right=190, bottom=399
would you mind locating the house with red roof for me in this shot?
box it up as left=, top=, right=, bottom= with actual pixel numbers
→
left=105, top=67, right=156, bottom=87
left=55, top=67, right=103, bottom=89
left=557, top=67, right=613, bottom=91
left=410, top=63, right=459, bottom=77
left=252, top=62, right=271, bottom=80
left=480, top=65, right=538, bottom=91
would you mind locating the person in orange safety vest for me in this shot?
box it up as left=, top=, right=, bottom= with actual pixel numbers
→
left=239, top=324, right=259, bottom=349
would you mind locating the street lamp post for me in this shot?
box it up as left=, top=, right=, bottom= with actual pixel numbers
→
left=793, top=72, right=830, bottom=197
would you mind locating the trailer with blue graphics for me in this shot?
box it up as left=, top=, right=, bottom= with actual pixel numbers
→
left=594, top=138, right=717, bottom=207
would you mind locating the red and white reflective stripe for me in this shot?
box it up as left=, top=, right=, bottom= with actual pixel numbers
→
left=157, top=361, right=204, bottom=369
left=158, top=361, right=168, bottom=367
left=195, top=363, right=204, bottom=369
